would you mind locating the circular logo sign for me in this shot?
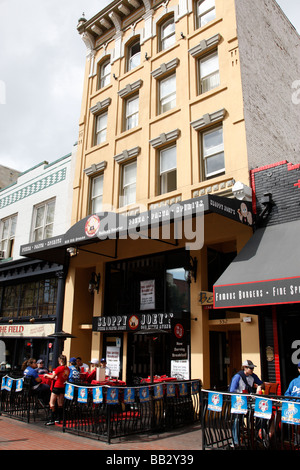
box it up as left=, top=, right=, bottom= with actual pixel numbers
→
left=85, top=215, right=100, bottom=238
left=174, top=323, right=184, bottom=339
left=128, top=315, right=139, bottom=330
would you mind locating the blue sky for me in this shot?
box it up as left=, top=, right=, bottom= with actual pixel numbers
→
left=0, top=0, right=299, bottom=172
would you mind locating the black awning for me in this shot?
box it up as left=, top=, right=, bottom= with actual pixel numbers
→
left=213, top=220, right=300, bottom=309
left=19, top=194, right=253, bottom=263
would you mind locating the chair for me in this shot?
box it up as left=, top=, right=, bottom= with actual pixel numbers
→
left=264, top=382, right=279, bottom=395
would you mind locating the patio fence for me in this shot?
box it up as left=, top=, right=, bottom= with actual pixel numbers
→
left=201, top=389, right=300, bottom=450
left=62, top=380, right=201, bottom=443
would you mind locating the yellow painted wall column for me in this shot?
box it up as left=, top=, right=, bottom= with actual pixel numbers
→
left=190, top=247, right=210, bottom=387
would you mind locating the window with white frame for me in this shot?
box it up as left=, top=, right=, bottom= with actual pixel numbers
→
left=90, top=174, right=104, bottom=213
left=32, top=199, right=55, bottom=242
left=94, top=111, right=108, bottom=145
left=159, top=145, right=177, bottom=195
left=127, top=40, right=141, bottom=71
left=0, top=214, right=17, bottom=258
left=120, top=161, right=137, bottom=207
left=160, top=17, right=175, bottom=51
left=98, top=59, right=111, bottom=89
left=125, top=94, right=139, bottom=130
left=202, top=126, right=224, bottom=179
left=199, top=51, right=220, bottom=93
left=159, top=74, right=176, bottom=114
left=196, top=0, right=216, bottom=28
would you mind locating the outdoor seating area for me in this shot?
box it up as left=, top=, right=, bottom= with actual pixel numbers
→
left=201, top=387, right=300, bottom=450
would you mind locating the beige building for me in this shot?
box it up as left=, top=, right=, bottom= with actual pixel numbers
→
left=21, top=0, right=299, bottom=388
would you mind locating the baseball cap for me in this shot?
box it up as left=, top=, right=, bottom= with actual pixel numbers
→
left=37, top=359, right=43, bottom=364
left=69, top=357, right=77, bottom=364
left=297, top=362, right=300, bottom=368
left=242, top=360, right=256, bottom=368
left=90, top=358, right=99, bottom=364
left=100, top=358, right=106, bottom=363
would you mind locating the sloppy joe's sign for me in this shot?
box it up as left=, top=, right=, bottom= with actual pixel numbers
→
left=92, top=313, right=173, bottom=332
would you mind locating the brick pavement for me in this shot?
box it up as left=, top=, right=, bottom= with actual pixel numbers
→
left=0, top=414, right=202, bottom=451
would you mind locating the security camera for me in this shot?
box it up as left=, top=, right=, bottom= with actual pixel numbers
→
left=232, top=181, right=252, bottom=201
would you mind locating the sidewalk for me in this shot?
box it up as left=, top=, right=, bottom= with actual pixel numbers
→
left=0, top=414, right=202, bottom=451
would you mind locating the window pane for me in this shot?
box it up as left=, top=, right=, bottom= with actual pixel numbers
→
left=160, top=75, right=176, bottom=113
left=198, top=0, right=216, bottom=27
left=205, top=152, right=225, bottom=177
left=160, top=146, right=176, bottom=173
left=35, top=206, right=45, bottom=228
left=92, top=175, right=103, bottom=197
left=126, top=96, right=139, bottom=130
left=121, top=162, right=136, bottom=206
left=200, top=52, right=220, bottom=93
left=128, top=41, right=141, bottom=70
left=46, top=201, right=55, bottom=224
left=161, top=19, right=175, bottom=50
left=96, top=113, right=107, bottom=144
left=123, top=162, right=137, bottom=186
left=161, top=169, right=177, bottom=194
left=100, top=61, right=111, bottom=88
left=203, top=127, right=223, bottom=155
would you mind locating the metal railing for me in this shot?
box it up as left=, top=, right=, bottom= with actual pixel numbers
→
left=63, top=380, right=201, bottom=443
left=0, top=375, right=49, bottom=423
left=201, top=389, right=300, bottom=450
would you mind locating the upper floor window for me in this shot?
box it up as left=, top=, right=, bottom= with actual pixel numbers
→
left=32, top=199, right=55, bottom=242
left=90, top=174, right=104, bottom=213
left=94, top=111, right=108, bottom=145
left=127, top=39, right=141, bottom=72
left=125, top=94, right=139, bottom=130
left=0, top=214, right=17, bottom=259
left=120, top=161, right=137, bottom=207
left=98, top=59, right=111, bottom=89
left=159, top=74, right=176, bottom=114
left=199, top=51, right=220, bottom=93
left=196, top=0, right=216, bottom=28
left=159, top=145, right=177, bottom=195
left=160, top=17, right=175, bottom=51
left=202, top=126, right=224, bottom=179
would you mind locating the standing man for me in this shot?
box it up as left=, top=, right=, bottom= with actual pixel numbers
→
left=285, top=363, right=300, bottom=397
left=230, top=360, right=264, bottom=394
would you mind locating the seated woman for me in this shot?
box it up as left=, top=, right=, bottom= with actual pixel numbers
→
left=22, top=358, right=51, bottom=405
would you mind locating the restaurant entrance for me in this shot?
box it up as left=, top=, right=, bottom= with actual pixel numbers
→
left=126, top=331, right=170, bottom=384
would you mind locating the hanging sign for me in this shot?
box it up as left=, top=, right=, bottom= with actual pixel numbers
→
left=231, top=394, right=248, bottom=414
left=208, top=392, right=223, bottom=412
left=140, top=280, right=155, bottom=310
left=167, top=383, right=176, bottom=397
left=93, top=312, right=173, bottom=332
left=124, top=388, right=135, bottom=404
left=282, top=401, right=300, bottom=425
left=78, top=387, right=88, bottom=403
left=139, top=386, right=150, bottom=402
left=153, top=384, right=163, bottom=400
left=93, top=386, right=103, bottom=404
left=254, top=397, right=273, bottom=420
left=106, top=388, right=119, bottom=404
left=65, top=383, right=75, bottom=400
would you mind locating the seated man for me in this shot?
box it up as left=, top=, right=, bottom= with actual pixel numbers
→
left=23, top=358, right=51, bottom=405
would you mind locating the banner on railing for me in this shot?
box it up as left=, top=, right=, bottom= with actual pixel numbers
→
left=254, top=397, right=273, bottom=420
left=124, top=387, right=135, bottom=404
left=282, top=401, right=300, bottom=425
left=139, top=386, right=150, bottom=402
left=107, top=388, right=119, bottom=404
left=231, top=394, right=248, bottom=415
left=1, top=376, right=23, bottom=392
left=208, top=392, right=223, bottom=412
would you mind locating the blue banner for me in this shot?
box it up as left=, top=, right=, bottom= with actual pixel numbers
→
left=191, top=381, right=200, bottom=394
left=16, top=379, right=23, bottom=392
left=106, top=387, right=119, bottom=404
left=139, top=386, right=150, bottom=402
left=167, top=383, right=176, bottom=397
left=93, top=386, right=103, bottom=404
left=78, top=387, right=88, bottom=403
left=5, top=377, right=13, bottom=391
left=231, top=394, right=248, bottom=414
left=254, top=397, right=273, bottom=419
left=208, top=392, right=223, bottom=412
left=153, top=384, right=163, bottom=400
left=124, top=387, right=135, bottom=404
left=64, top=383, right=75, bottom=400
left=1, top=376, right=6, bottom=390
left=179, top=383, right=188, bottom=396
left=282, top=401, right=300, bottom=425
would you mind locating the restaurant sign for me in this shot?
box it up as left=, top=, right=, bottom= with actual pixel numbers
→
left=214, top=276, right=300, bottom=309
left=92, top=313, right=173, bottom=333
left=0, top=323, right=55, bottom=338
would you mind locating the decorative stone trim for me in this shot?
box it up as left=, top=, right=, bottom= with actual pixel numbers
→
left=84, top=161, right=107, bottom=176
left=90, top=98, right=111, bottom=114
left=114, top=146, right=141, bottom=163
left=118, top=79, right=143, bottom=98
left=190, top=109, right=226, bottom=131
left=149, top=129, right=180, bottom=148
left=188, top=34, right=221, bottom=58
left=151, top=58, right=179, bottom=79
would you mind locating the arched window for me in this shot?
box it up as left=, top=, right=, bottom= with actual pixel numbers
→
left=127, top=39, right=141, bottom=72
left=160, top=16, right=175, bottom=51
left=98, top=58, right=111, bottom=89
left=196, top=0, right=216, bottom=28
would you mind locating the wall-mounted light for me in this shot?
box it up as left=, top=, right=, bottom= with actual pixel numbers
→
left=145, top=52, right=149, bottom=60
left=67, top=246, right=78, bottom=257
left=88, top=272, right=101, bottom=294
left=185, top=256, right=198, bottom=284
left=113, top=73, right=118, bottom=80
left=180, top=32, right=185, bottom=39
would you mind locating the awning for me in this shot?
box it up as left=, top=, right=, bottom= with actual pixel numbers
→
left=20, top=194, right=253, bottom=263
left=213, top=219, right=300, bottom=309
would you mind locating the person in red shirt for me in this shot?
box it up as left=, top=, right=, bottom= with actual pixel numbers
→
left=44, top=354, right=69, bottom=425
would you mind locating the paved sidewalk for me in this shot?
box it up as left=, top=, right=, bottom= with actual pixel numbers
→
left=0, top=414, right=202, bottom=451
